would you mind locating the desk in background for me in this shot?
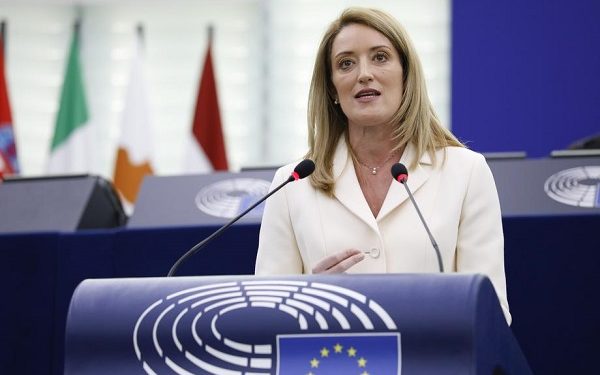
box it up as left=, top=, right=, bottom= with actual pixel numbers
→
left=1, top=156, right=599, bottom=374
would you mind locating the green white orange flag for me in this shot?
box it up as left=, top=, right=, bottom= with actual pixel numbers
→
left=47, top=24, right=92, bottom=174
left=113, top=29, right=154, bottom=208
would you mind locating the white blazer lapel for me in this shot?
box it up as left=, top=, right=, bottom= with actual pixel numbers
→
left=378, top=143, right=433, bottom=221
left=332, top=138, right=379, bottom=231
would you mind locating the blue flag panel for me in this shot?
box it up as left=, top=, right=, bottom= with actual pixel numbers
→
left=277, top=333, right=400, bottom=374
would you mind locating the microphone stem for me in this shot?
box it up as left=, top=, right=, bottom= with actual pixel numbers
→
left=167, top=177, right=293, bottom=277
left=402, top=182, right=444, bottom=273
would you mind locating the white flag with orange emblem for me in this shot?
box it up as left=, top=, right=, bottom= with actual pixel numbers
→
left=113, top=28, right=154, bottom=212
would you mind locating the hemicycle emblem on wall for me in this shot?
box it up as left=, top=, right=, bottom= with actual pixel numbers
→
left=544, top=166, right=600, bottom=208
left=195, top=178, right=272, bottom=219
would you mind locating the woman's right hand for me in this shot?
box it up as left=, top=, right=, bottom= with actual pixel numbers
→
left=312, top=249, right=365, bottom=274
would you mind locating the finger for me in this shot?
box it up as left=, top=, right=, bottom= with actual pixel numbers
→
left=323, top=252, right=365, bottom=274
left=312, top=249, right=359, bottom=273
left=312, top=249, right=362, bottom=273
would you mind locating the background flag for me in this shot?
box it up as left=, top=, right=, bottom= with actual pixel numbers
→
left=47, top=21, right=92, bottom=174
left=113, top=25, right=154, bottom=210
left=184, top=25, right=228, bottom=173
left=0, top=21, right=18, bottom=177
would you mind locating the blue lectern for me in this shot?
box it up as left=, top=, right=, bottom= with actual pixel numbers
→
left=64, top=274, right=531, bottom=374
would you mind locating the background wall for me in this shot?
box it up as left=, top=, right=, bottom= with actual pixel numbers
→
left=3, top=0, right=598, bottom=173
left=0, top=0, right=450, bottom=177
left=452, top=0, right=600, bottom=157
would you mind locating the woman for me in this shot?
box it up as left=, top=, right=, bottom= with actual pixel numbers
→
left=255, top=7, right=510, bottom=324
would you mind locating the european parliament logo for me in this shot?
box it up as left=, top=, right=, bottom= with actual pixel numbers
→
left=195, top=178, right=271, bottom=219
left=277, top=333, right=400, bottom=374
left=133, top=279, right=401, bottom=374
left=544, top=166, right=600, bottom=208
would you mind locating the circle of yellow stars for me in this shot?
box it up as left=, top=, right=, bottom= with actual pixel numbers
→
left=306, top=342, right=369, bottom=375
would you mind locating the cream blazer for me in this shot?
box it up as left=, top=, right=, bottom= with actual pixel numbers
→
left=255, top=138, right=511, bottom=324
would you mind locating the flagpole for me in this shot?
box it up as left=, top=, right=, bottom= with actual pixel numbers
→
left=207, top=24, right=214, bottom=44
left=73, top=6, right=83, bottom=54
left=74, top=17, right=81, bottom=37
left=136, top=23, right=144, bottom=48
left=73, top=18, right=81, bottom=58
left=74, top=3, right=83, bottom=33
left=1, top=20, right=6, bottom=54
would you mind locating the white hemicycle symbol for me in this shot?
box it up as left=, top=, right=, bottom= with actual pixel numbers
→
left=195, top=178, right=271, bottom=219
left=133, top=280, right=398, bottom=375
left=544, top=166, right=600, bottom=208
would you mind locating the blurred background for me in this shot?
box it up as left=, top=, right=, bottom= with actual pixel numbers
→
left=3, top=0, right=598, bottom=203
left=0, top=0, right=450, bottom=177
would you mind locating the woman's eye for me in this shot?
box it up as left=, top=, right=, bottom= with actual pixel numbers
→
left=338, top=59, right=353, bottom=70
left=374, top=52, right=388, bottom=62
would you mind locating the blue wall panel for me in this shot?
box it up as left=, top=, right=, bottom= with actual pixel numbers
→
left=452, top=0, right=600, bottom=156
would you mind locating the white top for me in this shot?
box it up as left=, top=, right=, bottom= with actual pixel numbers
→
left=255, top=138, right=511, bottom=324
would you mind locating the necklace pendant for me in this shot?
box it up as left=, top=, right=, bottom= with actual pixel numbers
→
left=371, top=168, right=377, bottom=175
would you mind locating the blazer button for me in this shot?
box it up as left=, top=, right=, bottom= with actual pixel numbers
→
left=369, top=248, right=380, bottom=259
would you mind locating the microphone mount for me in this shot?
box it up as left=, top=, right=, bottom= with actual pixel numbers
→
left=391, top=163, right=444, bottom=272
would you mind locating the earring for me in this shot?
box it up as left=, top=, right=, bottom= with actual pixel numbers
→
left=334, top=98, right=339, bottom=105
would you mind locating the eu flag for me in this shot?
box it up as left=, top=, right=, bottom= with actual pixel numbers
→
left=277, top=332, right=401, bottom=374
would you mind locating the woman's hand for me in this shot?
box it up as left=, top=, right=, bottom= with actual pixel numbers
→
left=312, top=249, right=365, bottom=274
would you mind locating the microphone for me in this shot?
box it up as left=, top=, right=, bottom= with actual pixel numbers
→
left=391, top=163, right=444, bottom=272
left=167, top=159, right=315, bottom=277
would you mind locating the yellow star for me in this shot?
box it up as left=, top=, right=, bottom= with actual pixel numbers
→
left=360, top=372, right=369, bottom=375
left=347, top=347, right=357, bottom=357
left=333, top=343, right=343, bottom=353
left=358, top=357, right=367, bottom=367
left=320, top=347, right=329, bottom=357
left=310, top=358, right=319, bottom=368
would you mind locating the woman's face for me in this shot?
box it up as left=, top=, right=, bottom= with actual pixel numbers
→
left=330, top=23, right=404, bottom=129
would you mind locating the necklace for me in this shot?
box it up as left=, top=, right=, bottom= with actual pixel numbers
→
left=356, top=151, right=398, bottom=175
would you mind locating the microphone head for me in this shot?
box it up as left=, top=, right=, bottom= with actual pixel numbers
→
left=391, top=163, right=408, bottom=183
left=291, top=159, right=315, bottom=181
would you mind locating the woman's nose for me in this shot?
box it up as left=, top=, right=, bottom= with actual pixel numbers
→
left=358, top=62, right=374, bottom=84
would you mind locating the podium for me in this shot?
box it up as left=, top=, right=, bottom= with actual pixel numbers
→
left=64, top=274, right=531, bottom=374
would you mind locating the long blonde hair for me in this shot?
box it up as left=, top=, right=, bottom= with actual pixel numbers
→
left=306, top=7, right=463, bottom=195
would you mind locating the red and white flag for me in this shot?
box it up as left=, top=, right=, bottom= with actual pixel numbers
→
left=184, top=30, right=228, bottom=173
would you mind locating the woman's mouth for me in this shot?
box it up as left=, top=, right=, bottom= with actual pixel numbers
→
left=354, top=89, right=381, bottom=102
